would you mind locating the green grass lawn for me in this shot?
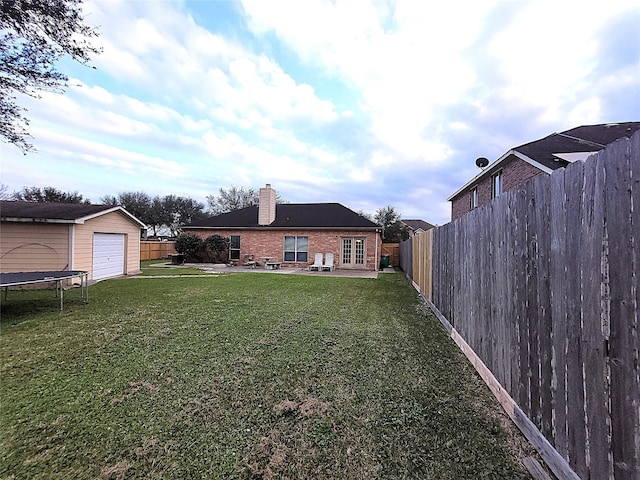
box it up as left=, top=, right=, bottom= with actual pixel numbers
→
left=0, top=272, right=534, bottom=479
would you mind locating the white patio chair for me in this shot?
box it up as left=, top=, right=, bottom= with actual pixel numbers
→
left=308, top=253, right=323, bottom=271
left=321, top=252, right=335, bottom=271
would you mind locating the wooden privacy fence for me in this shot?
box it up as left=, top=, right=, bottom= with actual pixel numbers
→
left=402, top=132, right=639, bottom=480
left=140, top=241, right=176, bottom=261
left=381, top=243, right=400, bottom=266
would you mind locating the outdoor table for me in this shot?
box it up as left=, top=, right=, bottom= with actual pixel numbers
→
left=259, top=257, right=272, bottom=268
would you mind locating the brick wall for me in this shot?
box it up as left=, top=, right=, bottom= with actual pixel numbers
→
left=450, top=155, right=546, bottom=221
left=187, top=229, right=381, bottom=270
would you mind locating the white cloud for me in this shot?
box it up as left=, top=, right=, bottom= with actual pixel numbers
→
left=239, top=0, right=492, bottom=161
left=3, top=0, right=638, bottom=226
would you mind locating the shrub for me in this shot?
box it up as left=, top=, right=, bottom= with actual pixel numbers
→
left=174, top=233, right=205, bottom=261
left=205, top=235, right=230, bottom=254
left=204, top=235, right=230, bottom=263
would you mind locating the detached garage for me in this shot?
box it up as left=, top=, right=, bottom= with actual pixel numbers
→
left=0, top=201, right=145, bottom=281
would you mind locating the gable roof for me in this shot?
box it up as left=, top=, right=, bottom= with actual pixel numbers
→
left=0, top=200, right=146, bottom=227
left=401, top=219, right=435, bottom=232
left=184, top=203, right=380, bottom=230
left=448, top=121, right=640, bottom=201
left=516, top=122, right=640, bottom=170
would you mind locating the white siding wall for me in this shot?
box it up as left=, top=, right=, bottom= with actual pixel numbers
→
left=73, top=212, right=141, bottom=280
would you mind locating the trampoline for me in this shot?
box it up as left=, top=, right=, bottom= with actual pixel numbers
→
left=1, top=271, right=89, bottom=311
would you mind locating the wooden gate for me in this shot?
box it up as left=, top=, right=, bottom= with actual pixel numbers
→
left=381, top=243, right=400, bottom=266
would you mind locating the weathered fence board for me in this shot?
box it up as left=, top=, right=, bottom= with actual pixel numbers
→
left=581, top=151, right=610, bottom=479
left=626, top=133, right=640, bottom=480
left=402, top=131, right=640, bottom=479
left=533, top=175, right=553, bottom=441
left=563, top=160, right=588, bottom=479
left=549, top=168, right=569, bottom=460
left=606, top=136, right=639, bottom=480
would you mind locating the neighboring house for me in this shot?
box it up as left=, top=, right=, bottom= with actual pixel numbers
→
left=401, top=219, right=435, bottom=237
left=448, top=121, right=640, bottom=221
left=183, top=184, right=382, bottom=271
left=0, top=201, right=146, bottom=281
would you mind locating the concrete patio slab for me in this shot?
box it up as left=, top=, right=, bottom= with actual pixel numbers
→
left=148, top=261, right=391, bottom=279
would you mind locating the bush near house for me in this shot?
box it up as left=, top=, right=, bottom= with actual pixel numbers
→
left=174, top=233, right=229, bottom=263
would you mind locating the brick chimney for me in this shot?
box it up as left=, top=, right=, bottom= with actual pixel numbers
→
left=258, top=184, right=276, bottom=225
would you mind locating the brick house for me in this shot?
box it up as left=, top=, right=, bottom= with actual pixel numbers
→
left=182, top=185, right=383, bottom=271
left=448, top=122, right=640, bottom=221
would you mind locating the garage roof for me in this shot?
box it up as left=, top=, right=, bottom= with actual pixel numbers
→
left=0, top=201, right=146, bottom=227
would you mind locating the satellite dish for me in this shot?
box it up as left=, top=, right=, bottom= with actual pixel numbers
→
left=475, top=157, right=489, bottom=168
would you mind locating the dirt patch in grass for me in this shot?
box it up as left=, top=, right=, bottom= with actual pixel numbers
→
left=244, top=432, right=290, bottom=480
left=100, top=460, right=133, bottom=480
left=273, top=399, right=299, bottom=415
left=238, top=356, right=257, bottom=365
left=273, top=389, right=332, bottom=418
left=110, top=381, right=159, bottom=405
left=296, top=388, right=332, bottom=418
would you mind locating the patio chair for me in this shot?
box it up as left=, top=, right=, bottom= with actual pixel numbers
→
left=308, top=252, right=323, bottom=271
left=321, top=252, right=335, bottom=271
left=243, top=254, right=257, bottom=269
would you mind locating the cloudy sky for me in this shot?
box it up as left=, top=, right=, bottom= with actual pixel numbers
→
left=1, top=0, right=638, bottom=225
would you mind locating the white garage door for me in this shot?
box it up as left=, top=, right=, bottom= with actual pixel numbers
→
left=93, top=233, right=125, bottom=280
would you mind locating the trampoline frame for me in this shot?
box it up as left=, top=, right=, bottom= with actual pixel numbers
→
left=1, top=271, right=89, bottom=311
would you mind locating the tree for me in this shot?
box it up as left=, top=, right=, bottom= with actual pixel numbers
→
left=356, top=210, right=373, bottom=221
left=147, top=196, right=167, bottom=237
left=174, top=233, right=204, bottom=261
left=206, top=185, right=286, bottom=215
left=384, top=221, right=410, bottom=243
left=100, top=191, right=206, bottom=236
left=206, top=186, right=258, bottom=215
left=100, top=191, right=152, bottom=225
left=160, top=195, right=205, bottom=237
left=374, top=205, right=408, bottom=242
left=1, top=0, right=101, bottom=152
left=13, top=185, right=89, bottom=203
left=0, top=182, right=10, bottom=200
left=204, top=234, right=230, bottom=263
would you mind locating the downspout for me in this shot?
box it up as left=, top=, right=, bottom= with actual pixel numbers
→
left=69, top=224, right=75, bottom=270
left=374, top=228, right=379, bottom=271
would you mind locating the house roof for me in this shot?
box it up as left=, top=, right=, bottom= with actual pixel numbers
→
left=401, top=219, right=435, bottom=232
left=183, top=203, right=380, bottom=230
left=516, top=122, right=640, bottom=170
left=448, top=121, right=640, bottom=201
left=0, top=200, right=147, bottom=227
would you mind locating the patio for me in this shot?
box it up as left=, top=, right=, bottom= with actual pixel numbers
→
left=152, top=262, right=390, bottom=278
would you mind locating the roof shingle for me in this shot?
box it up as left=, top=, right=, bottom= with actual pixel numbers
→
left=1, top=201, right=116, bottom=221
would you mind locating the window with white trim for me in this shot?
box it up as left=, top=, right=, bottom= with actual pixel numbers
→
left=470, top=187, right=478, bottom=209
left=284, top=236, right=308, bottom=262
left=492, top=171, right=503, bottom=198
